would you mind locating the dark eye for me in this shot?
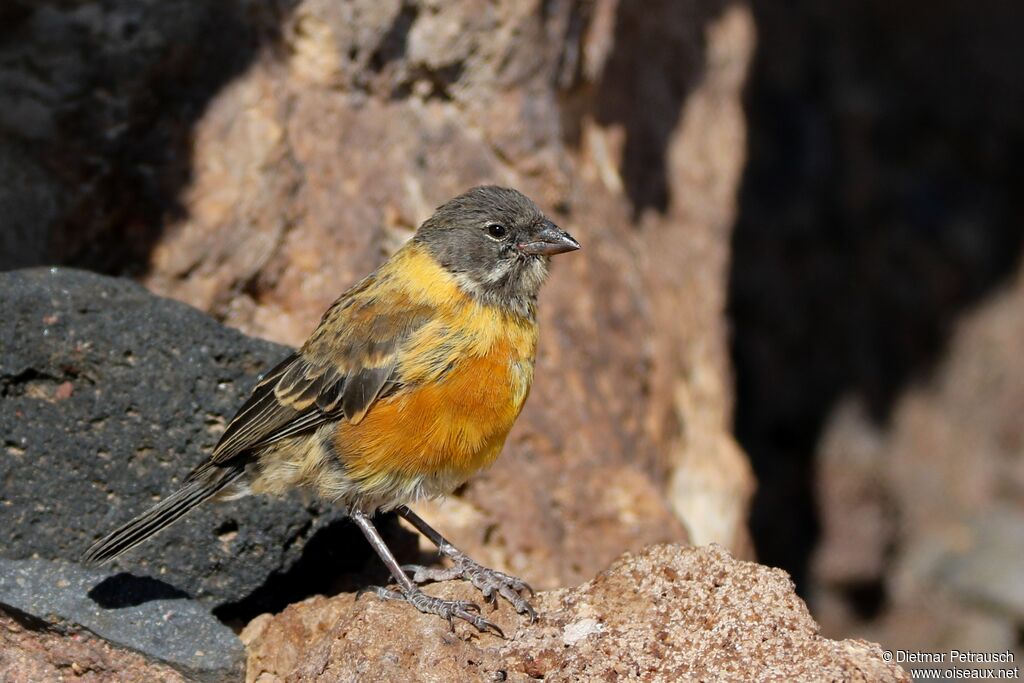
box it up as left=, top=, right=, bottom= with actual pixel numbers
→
left=485, top=223, right=508, bottom=240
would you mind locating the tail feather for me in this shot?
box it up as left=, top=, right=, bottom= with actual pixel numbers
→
left=83, top=465, right=244, bottom=565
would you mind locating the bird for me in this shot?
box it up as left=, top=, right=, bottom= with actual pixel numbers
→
left=83, top=185, right=580, bottom=635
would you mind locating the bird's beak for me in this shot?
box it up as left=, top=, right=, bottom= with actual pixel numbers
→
left=517, top=221, right=581, bottom=256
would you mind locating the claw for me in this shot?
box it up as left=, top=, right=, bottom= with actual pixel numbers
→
left=463, top=610, right=504, bottom=637
left=481, top=620, right=504, bottom=638
left=404, top=550, right=537, bottom=624
left=523, top=603, right=537, bottom=624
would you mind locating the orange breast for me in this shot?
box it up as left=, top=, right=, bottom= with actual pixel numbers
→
left=334, top=316, right=536, bottom=487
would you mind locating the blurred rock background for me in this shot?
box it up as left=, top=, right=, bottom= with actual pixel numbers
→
left=732, top=0, right=1024, bottom=662
left=1, top=0, right=1021, bottom=676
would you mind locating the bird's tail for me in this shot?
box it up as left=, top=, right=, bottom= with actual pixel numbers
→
left=82, top=465, right=245, bottom=565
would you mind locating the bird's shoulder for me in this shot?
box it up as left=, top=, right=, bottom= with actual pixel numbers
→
left=302, top=241, right=467, bottom=364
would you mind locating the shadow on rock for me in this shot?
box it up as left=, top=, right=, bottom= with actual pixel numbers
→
left=0, top=0, right=299, bottom=272
left=88, top=573, right=191, bottom=609
left=562, top=0, right=732, bottom=216
left=213, top=512, right=421, bottom=627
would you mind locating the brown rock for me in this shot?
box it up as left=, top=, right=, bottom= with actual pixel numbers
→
left=242, top=544, right=909, bottom=682
left=0, top=609, right=187, bottom=683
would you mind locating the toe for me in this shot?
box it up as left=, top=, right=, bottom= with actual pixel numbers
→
left=497, top=584, right=536, bottom=621
left=457, top=600, right=482, bottom=613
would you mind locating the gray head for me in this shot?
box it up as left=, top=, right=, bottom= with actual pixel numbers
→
left=414, top=186, right=580, bottom=316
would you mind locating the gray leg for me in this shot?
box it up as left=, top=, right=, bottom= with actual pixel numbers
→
left=350, top=508, right=502, bottom=635
left=396, top=506, right=536, bottom=622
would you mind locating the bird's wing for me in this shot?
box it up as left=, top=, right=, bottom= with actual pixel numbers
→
left=200, top=272, right=436, bottom=469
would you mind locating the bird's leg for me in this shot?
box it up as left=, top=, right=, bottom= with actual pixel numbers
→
left=396, top=506, right=536, bottom=622
left=350, top=508, right=502, bottom=635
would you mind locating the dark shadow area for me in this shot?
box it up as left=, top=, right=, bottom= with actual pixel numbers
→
left=213, top=512, right=425, bottom=627
left=0, top=604, right=54, bottom=632
left=729, top=0, right=1024, bottom=591
left=88, top=573, right=190, bottom=609
left=561, top=0, right=732, bottom=216
left=0, top=0, right=298, bottom=273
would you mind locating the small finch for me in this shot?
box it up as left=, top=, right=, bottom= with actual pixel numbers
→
left=84, top=186, right=580, bottom=634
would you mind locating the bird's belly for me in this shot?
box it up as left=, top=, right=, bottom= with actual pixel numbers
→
left=336, top=349, right=532, bottom=491
left=250, top=326, right=535, bottom=510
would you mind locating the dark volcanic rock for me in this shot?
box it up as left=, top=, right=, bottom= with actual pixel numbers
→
left=0, top=267, right=354, bottom=609
left=0, top=558, right=243, bottom=682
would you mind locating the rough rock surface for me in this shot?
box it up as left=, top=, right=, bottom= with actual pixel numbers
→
left=0, top=268, right=356, bottom=611
left=0, top=0, right=757, bottom=580
left=243, top=544, right=909, bottom=683
left=0, top=609, right=187, bottom=683
left=0, top=558, right=243, bottom=682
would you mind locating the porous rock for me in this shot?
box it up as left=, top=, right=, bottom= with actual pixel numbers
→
left=0, top=267, right=352, bottom=610
left=243, top=544, right=910, bottom=682
left=0, top=608, right=187, bottom=683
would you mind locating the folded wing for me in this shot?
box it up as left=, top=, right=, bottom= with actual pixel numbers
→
left=195, top=275, right=435, bottom=475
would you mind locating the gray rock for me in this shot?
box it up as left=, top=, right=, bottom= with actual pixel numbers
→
left=0, top=268, right=358, bottom=612
left=0, top=557, right=243, bottom=682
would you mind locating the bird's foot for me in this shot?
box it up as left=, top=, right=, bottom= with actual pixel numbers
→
left=402, top=545, right=536, bottom=623
left=357, top=585, right=503, bottom=636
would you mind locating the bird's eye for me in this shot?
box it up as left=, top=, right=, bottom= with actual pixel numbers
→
left=485, top=223, right=508, bottom=240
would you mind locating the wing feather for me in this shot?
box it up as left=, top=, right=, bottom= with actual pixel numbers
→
left=204, top=268, right=435, bottom=467
left=341, top=365, right=391, bottom=424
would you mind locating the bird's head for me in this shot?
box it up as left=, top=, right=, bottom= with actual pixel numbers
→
left=414, top=186, right=580, bottom=315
